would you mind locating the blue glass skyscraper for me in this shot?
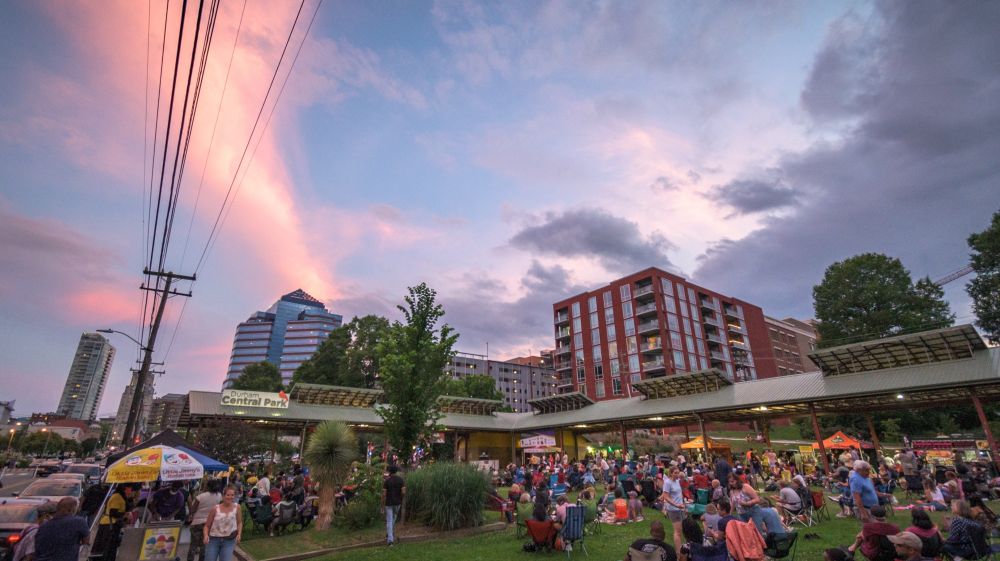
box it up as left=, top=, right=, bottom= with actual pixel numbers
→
left=224, top=289, right=343, bottom=387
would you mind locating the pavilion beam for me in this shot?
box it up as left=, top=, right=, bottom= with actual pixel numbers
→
left=809, top=402, right=831, bottom=475
left=620, top=420, right=629, bottom=457
left=865, top=414, right=881, bottom=460
left=970, top=392, right=1000, bottom=469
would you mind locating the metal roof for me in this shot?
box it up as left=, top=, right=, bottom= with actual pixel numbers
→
left=288, top=383, right=383, bottom=407
left=808, top=324, right=986, bottom=376
left=528, top=392, right=594, bottom=414
left=436, top=395, right=504, bottom=416
left=180, top=345, right=1000, bottom=435
left=632, top=369, right=732, bottom=399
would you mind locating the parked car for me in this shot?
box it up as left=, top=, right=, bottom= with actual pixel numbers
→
left=0, top=498, right=47, bottom=561
left=64, top=464, right=101, bottom=487
left=17, top=480, right=82, bottom=505
left=47, top=473, right=87, bottom=486
left=35, top=461, right=63, bottom=478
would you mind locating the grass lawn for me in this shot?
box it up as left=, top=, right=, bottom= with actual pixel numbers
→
left=242, top=489, right=956, bottom=561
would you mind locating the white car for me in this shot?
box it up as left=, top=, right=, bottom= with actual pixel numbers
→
left=48, top=473, right=87, bottom=485
left=64, top=464, right=102, bottom=486
left=17, top=480, right=82, bottom=505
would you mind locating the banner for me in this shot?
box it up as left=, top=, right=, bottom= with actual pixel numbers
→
left=221, top=389, right=289, bottom=409
left=798, top=445, right=815, bottom=457
left=140, top=527, right=180, bottom=560
left=519, top=430, right=556, bottom=449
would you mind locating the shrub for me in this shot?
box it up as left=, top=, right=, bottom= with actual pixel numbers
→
left=404, top=462, right=488, bottom=530
left=333, top=462, right=383, bottom=530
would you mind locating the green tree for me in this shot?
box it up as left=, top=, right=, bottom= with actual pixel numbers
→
left=231, top=361, right=283, bottom=391
left=344, top=315, right=391, bottom=388
left=292, top=326, right=352, bottom=386
left=968, top=210, right=1000, bottom=344
left=303, top=421, right=357, bottom=530
left=441, top=375, right=503, bottom=401
left=81, top=438, right=100, bottom=456
left=377, top=283, right=459, bottom=460
left=813, top=253, right=954, bottom=347
left=193, top=420, right=270, bottom=466
left=22, top=431, right=64, bottom=456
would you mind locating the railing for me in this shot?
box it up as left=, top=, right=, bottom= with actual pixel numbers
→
left=640, top=340, right=663, bottom=352
left=702, top=314, right=721, bottom=327
left=706, top=333, right=724, bottom=344
left=637, top=320, right=660, bottom=333
left=636, top=302, right=658, bottom=315
left=554, top=313, right=569, bottom=324
left=634, top=285, right=655, bottom=297
left=643, top=357, right=666, bottom=370
left=556, top=327, right=571, bottom=338
left=726, top=322, right=744, bottom=333
left=710, top=350, right=727, bottom=361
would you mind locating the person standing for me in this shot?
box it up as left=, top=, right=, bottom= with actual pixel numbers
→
left=203, top=486, right=242, bottom=561
left=93, top=485, right=134, bottom=561
left=382, top=465, right=405, bottom=546
left=850, top=461, right=880, bottom=522
left=189, top=480, right=223, bottom=561
left=34, top=498, right=90, bottom=561
left=659, top=467, right=686, bottom=558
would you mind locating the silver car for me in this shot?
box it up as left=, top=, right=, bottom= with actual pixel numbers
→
left=17, top=480, right=82, bottom=506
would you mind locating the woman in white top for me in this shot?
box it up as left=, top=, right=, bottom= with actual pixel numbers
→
left=204, top=486, right=242, bottom=561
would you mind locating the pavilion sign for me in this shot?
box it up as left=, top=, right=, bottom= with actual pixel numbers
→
left=221, top=389, right=290, bottom=409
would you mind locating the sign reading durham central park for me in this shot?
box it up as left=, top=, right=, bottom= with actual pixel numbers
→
left=220, top=389, right=290, bottom=409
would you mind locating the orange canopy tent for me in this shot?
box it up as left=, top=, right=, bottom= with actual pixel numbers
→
left=681, top=436, right=732, bottom=451
left=812, top=430, right=874, bottom=450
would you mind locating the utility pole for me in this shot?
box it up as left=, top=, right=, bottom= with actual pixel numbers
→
left=121, top=269, right=194, bottom=446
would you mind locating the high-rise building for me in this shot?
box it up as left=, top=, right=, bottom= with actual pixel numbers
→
left=552, top=267, right=778, bottom=401
left=764, top=316, right=820, bottom=375
left=224, top=289, right=343, bottom=387
left=111, top=370, right=155, bottom=445
left=148, top=393, right=186, bottom=433
left=446, top=352, right=557, bottom=413
left=57, top=333, right=115, bottom=421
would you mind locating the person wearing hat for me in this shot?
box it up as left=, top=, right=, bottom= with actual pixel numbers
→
left=846, top=504, right=900, bottom=561
left=889, top=531, right=934, bottom=561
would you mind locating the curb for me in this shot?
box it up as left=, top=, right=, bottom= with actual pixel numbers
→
left=243, top=521, right=509, bottom=561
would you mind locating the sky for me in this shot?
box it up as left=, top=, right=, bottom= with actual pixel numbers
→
left=1, top=1, right=998, bottom=418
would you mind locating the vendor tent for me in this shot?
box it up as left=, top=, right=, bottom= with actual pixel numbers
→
left=812, top=431, right=874, bottom=450
left=106, top=429, right=228, bottom=471
left=680, top=436, right=732, bottom=451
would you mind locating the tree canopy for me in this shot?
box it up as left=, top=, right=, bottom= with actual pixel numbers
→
left=813, top=253, right=954, bottom=347
left=230, top=361, right=284, bottom=391
left=193, top=419, right=270, bottom=466
left=968, top=209, right=1000, bottom=344
left=292, top=315, right=390, bottom=388
left=376, top=283, right=458, bottom=460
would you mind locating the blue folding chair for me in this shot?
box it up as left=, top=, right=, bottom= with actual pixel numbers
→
left=560, top=504, right=588, bottom=557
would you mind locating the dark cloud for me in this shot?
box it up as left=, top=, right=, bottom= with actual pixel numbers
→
left=509, top=208, right=678, bottom=274
left=440, top=261, right=588, bottom=356
left=695, top=1, right=1000, bottom=319
left=650, top=176, right=678, bottom=192
left=708, top=178, right=800, bottom=215
left=686, top=170, right=702, bottom=184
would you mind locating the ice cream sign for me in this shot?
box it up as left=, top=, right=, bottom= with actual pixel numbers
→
left=221, top=389, right=290, bottom=409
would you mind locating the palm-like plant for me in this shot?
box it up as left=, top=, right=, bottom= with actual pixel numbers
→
left=303, top=421, right=357, bottom=530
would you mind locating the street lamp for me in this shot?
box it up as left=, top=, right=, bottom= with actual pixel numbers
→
left=6, top=429, right=14, bottom=454
left=40, top=428, right=52, bottom=457
left=96, top=329, right=149, bottom=351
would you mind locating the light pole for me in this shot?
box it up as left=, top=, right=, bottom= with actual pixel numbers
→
left=6, top=429, right=14, bottom=454
left=96, top=329, right=148, bottom=351
left=40, top=428, right=52, bottom=457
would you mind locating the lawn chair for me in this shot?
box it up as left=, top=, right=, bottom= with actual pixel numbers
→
left=249, top=499, right=274, bottom=534
left=688, top=542, right=730, bottom=561
left=297, top=498, right=316, bottom=529
left=811, top=490, right=830, bottom=522
left=576, top=499, right=600, bottom=536
left=560, top=504, right=587, bottom=557
left=764, top=531, right=798, bottom=561
left=486, top=493, right=514, bottom=523
left=525, top=519, right=558, bottom=553
left=787, top=494, right=814, bottom=528
left=271, top=501, right=297, bottom=535
left=515, top=501, right=534, bottom=539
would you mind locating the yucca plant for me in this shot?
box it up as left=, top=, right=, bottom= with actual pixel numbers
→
left=303, top=421, right=357, bottom=530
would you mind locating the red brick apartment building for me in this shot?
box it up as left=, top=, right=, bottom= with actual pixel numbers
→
left=552, top=267, right=777, bottom=401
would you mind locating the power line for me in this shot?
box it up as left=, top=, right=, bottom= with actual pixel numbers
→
left=193, top=0, right=313, bottom=275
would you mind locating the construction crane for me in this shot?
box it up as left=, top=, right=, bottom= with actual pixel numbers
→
left=933, top=265, right=974, bottom=287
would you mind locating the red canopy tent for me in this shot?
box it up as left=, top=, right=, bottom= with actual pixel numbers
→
left=812, top=430, right=874, bottom=450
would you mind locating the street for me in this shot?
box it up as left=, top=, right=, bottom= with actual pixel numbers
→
left=0, top=469, right=38, bottom=497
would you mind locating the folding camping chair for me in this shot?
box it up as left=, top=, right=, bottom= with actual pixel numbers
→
left=811, top=490, right=830, bottom=522
left=764, top=531, right=799, bottom=561
left=560, top=504, right=588, bottom=557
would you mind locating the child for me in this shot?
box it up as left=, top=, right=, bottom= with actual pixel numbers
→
left=627, top=490, right=644, bottom=522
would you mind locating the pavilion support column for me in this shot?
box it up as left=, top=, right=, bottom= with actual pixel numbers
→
left=698, top=415, right=709, bottom=463
left=762, top=418, right=771, bottom=448
left=269, top=427, right=278, bottom=476
left=510, top=431, right=517, bottom=466
left=572, top=431, right=580, bottom=461
left=864, top=415, right=881, bottom=461
left=184, top=426, right=191, bottom=439
left=970, top=393, right=1000, bottom=469
left=809, top=403, right=831, bottom=475
left=298, top=423, right=308, bottom=459
left=684, top=424, right=690, bottom=441
left=620, top=421, right=629, bottom=458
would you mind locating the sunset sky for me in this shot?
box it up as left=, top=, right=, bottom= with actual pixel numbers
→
left=1, top=1, right=997, bottom=417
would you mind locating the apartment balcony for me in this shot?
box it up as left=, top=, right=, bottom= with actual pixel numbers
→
left=634, top=284, right=655, bottom=300
left=640, top=340, right=663, bottom=353
left=642, top=357, right=666, bottom=372
left=555, top=361, right=572, bottom=371
left=637, top=319, right=660, bottom=334
left=723, top=305, right=743, bottom=320
left=710, top=350, right=727, bottom=361
left=700, top=297, right=720, bottom=312
left=705, top=332, right=725, bottom=345
left=702, top=313, right=721, bottom=327
left=554, top=312, right=570, bottom=325
left=635, top=302, right=658, bottom=317
left=726, top=322, right=745, bottom=334
left=554, top=346, right=572, bottom=356
left=555, top=327, right=571, bottom=339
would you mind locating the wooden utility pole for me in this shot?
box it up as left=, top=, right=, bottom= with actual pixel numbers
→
left=121, top=269, right=194, bottom=446
left=809, top=403, right=831, bottom=475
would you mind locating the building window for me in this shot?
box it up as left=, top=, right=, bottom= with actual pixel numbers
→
left=667, top=314, right=680, bottom=332
left=604, top=307, right=615, bottom=324
left=592, top=345, right=602, bottom=362
left=575, top=350, right=585, bottom=366
left=577, top=367, right=586, bottom=382
left=572, top=302, right=581, bottom=317
left=612, top=378, right=623, bottom=395
left=677, top=285, right=687, bottom=301
left=573, top=317, right=582, bottom=333
left=680, top=303, right=689, bottom=318
left=624, top=318, right=636, bottom=336
left=620, top=285, right=631, bottom=300
left=608, top=343, right=618, bottom=359
left=661, top=278, right=673, bottom=295
left=574, top=333, right=583, bottom=347
left=607, top=324, right=617, bottom=341
left=699, top=356, right=709, bottom=370
left=685, top=335, right=695, bottom=352
left=594, top=364, right=604, bottom=379
left=673, top=350, right=686, bottom=369
left=589, top=311, right=599, bottom=327
left=588, top=296, right=597, bottom=312
left=595, top=383, right=605, bottom=398
left=670, top=331, right=683, bottom=349
left=688, top=288, right=697, bottom=302
left=622, top=301, right=633, bottom=319
left=603, top=291, right=612, bottom=308
left=628, top=354, right=640, bottom=373
left=610, top=358, right=620, bottom=375
left=693, top=322, right=703, bottom=339
left=665, top=296, right=676, bottom=314
left=626, top=336, right=637, bottom=354
left=590, top=327, right=599, bottom=343
left=631, top=372, right=641, bottom=383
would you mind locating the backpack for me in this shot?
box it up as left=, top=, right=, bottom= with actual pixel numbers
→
left=872, top=535, right=897, bottom=561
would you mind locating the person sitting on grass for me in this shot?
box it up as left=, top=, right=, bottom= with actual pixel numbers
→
left=904, top=507, right=942, bottom=559
left=771, top=480, right=802, bottom=525
left=624, top=520, right=676, bottom=561
left=846, top=504, right=899, bottom=561
left=703, top=503, right=721, bottom=536
left=627, top=490, right=644, bottom=522
left=710, top=479, right=724, bottom=502
left=942, top=499, right=988, bottom=560
left=920, top=478, right=948, bottom=511
left=613, top=488, right=629, bottom=524
left=710, top=500, right=737, bottom=544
